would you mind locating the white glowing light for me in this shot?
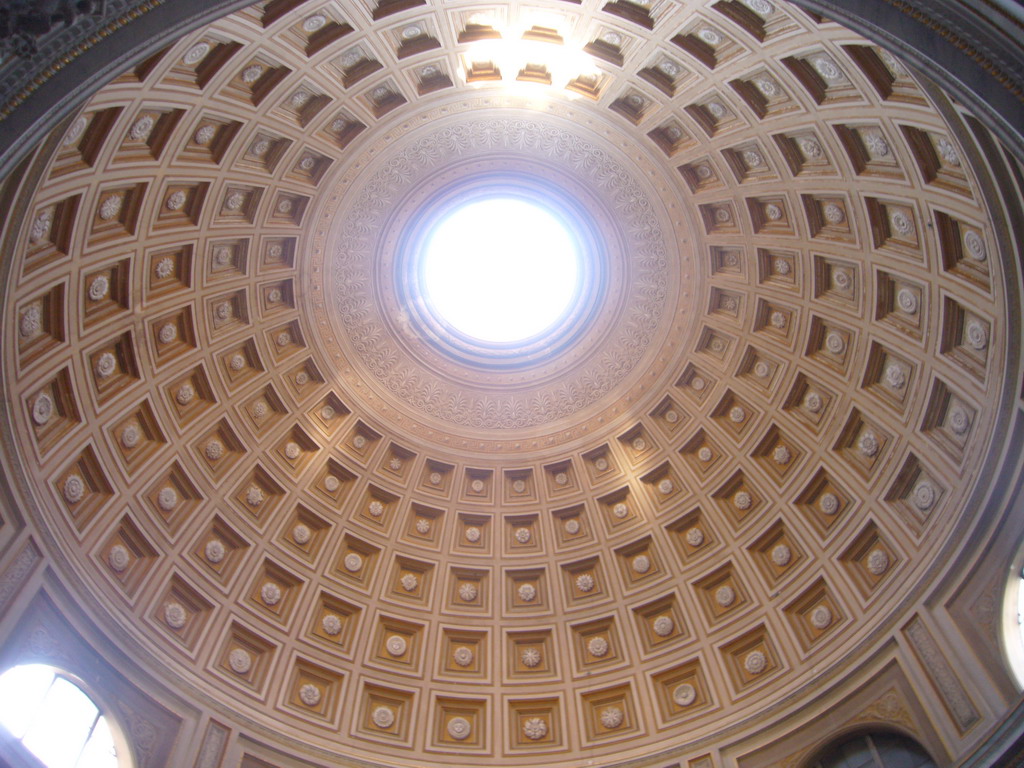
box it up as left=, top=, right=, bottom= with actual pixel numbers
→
left=422, top=198, right=580, bottom=343
left=0, top=665, right=118, bottom=767
left=460, top=31, right=598, bottom=88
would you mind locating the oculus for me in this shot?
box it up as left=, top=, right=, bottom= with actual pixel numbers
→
left=419, top=197, right=581, bottom=344
left=394, top=171, right=607, bottom=369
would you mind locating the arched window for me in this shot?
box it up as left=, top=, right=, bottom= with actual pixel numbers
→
left=1001, top=560, right=1024, bottom=688
left=0, top=664, right=124, bottom=768
left=808, top=732, right=936, bottom=768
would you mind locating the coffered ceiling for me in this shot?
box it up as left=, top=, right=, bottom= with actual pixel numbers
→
left=0, top=0, right=1020, bottom=766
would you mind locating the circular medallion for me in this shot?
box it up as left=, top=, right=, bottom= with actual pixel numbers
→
left=447, top=717, right=471, bottom=741
left=673, top=683, right=696, bottom=707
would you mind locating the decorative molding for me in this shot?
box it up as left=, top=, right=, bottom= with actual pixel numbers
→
left=0, top=539, right=40, bottom=614
left=904, top=616, right=980, bottom=733
left=194, top=721, right=229, bottom=768
left=317, top=108, right=683, bottom=436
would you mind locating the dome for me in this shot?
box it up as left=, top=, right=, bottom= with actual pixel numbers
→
left=0, top=0, right=1022, bottom=766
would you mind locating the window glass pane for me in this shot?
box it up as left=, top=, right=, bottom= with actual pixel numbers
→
left=815, top=733, right=936, bottom=768
left=0, top=665, right=120, bottom=768
left=0, top=665, right=55, bottom=739
left=78, top=715, right=118, bottom=768
left=22, top=677, right=98, bottom=768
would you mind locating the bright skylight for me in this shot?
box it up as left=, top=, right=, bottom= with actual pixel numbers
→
left=0, top=664, right=120, bottom=768
left=421, top=197, right=580, bottom=343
